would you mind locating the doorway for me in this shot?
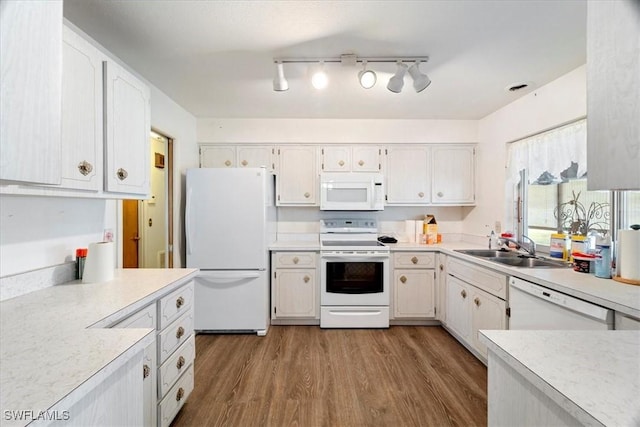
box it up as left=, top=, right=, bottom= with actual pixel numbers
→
left=122, top=131, right=174, bottom=268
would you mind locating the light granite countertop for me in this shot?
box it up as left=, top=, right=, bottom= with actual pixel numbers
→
left=480, top=330, right=640, bottom=426
left=0, top=268, right=198, bottom=426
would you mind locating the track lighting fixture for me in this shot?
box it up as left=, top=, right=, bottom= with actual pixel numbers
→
left=272, top=61, right=288, bottom=91
left=358, top=60, right=377, bottom=89
left=408, top=61, right=431, bottom=93
left=272, top=55, right=430, bottom=93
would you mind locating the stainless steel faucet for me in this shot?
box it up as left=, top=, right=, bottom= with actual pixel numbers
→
left=498, top=235, right=536, bottom=257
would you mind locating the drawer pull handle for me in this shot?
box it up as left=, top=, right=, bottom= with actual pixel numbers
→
left=338, top=160, right=345, bottom=167
left=176, top=356, right=186, bottom=370
left=304, top=192, right=310, bottom=198
left=241, top=159, right=248, bottom=166
left=474, top=297, right=481, bottom=306
left=411, top=256, right=418, bottom=264
left=437, top=191, right=444, bottom=198
left=116, top=168, right=128, bottom=181
left=176, top=326, right=185, bottom=339
left=176, top=387, right=185, bottom=401
left=176, top=296, right=185, bottom=309
left=293, top=256, right=299, bottom=264
left=224, top=160, right=232, bottom=166
left=418, top=192, right=424, bottom=198
left=143, top=364, right=150, bottom=379
left=461, top=290, right=467, bottom=299
left=78, top=160, right=93, bottom=176
left=399, top=275, right=407, bottom=284
left=303, top=275, right=310, bottom=283
left=358, top=160, right=364, bottom=166
left=439, top=264, right=444, bottom=271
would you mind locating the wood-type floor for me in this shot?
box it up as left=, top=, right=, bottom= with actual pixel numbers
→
left=171, top=326, right=487, bottom=427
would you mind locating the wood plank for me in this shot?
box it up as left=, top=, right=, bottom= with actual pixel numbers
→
left=172, top=326, right=487, bottom=426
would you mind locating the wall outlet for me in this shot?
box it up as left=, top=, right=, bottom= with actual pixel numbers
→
left=494, top=221, right=502, bottom=234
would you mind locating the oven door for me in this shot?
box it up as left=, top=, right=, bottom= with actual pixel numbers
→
left=320, top=253, right=389, bottom=306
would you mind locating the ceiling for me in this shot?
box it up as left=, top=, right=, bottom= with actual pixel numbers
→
left=63, top=0, right=587, bottom=120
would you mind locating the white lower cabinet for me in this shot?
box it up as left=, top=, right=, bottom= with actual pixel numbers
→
left=392, top=252, right=436, bottom=319
left=445, top=257, right=508, bottom=362
left=111, top=280, right=194, bottom=426
left=271, top=252, right=319, bottom=321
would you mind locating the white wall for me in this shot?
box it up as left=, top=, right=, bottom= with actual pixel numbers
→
left=464, top=65, right=587, bottom=238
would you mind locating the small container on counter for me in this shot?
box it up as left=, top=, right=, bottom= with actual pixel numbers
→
left=573, top=252, right=596, bottom=274
left=570, top=235, right=588, bottom=263
left=549, top=233, right=569, bottom=260
left=594, top=235, right=612, bottom=279
left=76, top=248, right=88, bottom=280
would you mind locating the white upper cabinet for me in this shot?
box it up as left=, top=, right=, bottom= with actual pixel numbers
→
left=237, top=146, right=274, bottom=170
left=200, top=145, right=236, bottom=168
left=0, top=1, right=62, bottom=184
left=587, top=0, right=640, bottom=190
left=431, top=145, right=475, bottom=205
left=321, top=146, right=382, bottom=172
left=385, top=146, right=431, bottom=205
left=276, top=146, right=318, bottom=205
left=104, top=61, right=151, bottom=195
left=60, top=25, right=103, bottom=191
left=200, top=145, right=274, bottom=171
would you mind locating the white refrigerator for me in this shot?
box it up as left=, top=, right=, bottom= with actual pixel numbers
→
left=186, top=167, right=276, bottom=335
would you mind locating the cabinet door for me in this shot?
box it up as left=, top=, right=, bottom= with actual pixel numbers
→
left=385, top=146, right=430, bottom=204
left=432, top=145, right=475, bottom=204
left=237, top=146, right=274, bottom=171
left=0, top=0, right=62, bottom=184
left=352, top=146, right=382, bottom=172
left=199, top=145, right=236, bottom=168
left=587, top=0, right=640, bottom=190
left=273, top=269, right=317, bottom=318
left=276, top=146, right=317, bottom=205
left=104, top=61, right=150, bottom=196
left=394, top=269, right=435, bottom=318
left=60, top=25, right=103, bottom=191
left=470, top=287, right=506, bottom=359
left=445, top=275, right=471, bottom=340
left=321, top=146, right=351, bottom=171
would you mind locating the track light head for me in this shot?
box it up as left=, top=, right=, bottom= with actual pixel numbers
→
left=387, top=61, right=408, bottom=93
left=358, top=60, right=377, bottom=89
left=408, top=61, right=431, bottom=93
left=273, top=61, right=289, bottom=91
left=311, top=61, right=329, bottom=90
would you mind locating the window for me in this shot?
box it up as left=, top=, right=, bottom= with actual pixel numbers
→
left=506, top=119, right=639, bottom=252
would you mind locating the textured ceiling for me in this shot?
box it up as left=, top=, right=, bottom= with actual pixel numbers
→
left=64, top=0, right=587, bottom=120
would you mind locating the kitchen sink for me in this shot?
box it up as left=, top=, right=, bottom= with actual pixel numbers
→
left=487, top=257, right=567, bottom=268
left=455, top=249, right=520, bottom=258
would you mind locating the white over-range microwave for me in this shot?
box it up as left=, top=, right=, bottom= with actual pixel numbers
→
left=320, top=172, right=385, bottom=211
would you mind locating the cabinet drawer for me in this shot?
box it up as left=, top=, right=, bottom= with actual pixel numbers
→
left=158, top=310, right=193, bottom=364
left=158, top=335, right=195, bottom=397
left=157, top=364, right=194, bottom=427
left=112, top=303, right=156, bottom=329
left=447, top=257, right=506, bottom=299
left=274, top=252, right=316, bottom=268
left=394, top=252, right=436, bottom=269
left=158, top=281, right=194, bottom=329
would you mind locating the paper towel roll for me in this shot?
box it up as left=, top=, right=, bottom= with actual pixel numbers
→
left=82, top=241, right=115, bottom=283
left=618, top=230, right=640, bottom=281
left=405, top=220, right=416, bottom=243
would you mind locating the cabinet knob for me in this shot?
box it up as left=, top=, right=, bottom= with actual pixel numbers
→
left=418, top=192, right=424, bottom=198
left=116, top=168, right=128, bottom=181
left=176, top=296, right=185, bottom=309
left=241, top=160, right=248, bottom=166
left=176, top=326, right=185, bottom=339
left=224, top=160, right=232, bottom=167
left=303, top=275, right=310, bottom=283
left=437, top=191, right=444, bottom=198
left=399, top=275, right=407, bottom=284
left=474, top=297, right=481, bottom=306
left=358, top=160, right=364, bottom=166
left=142, top=364, right=150, bottom=379
left=176, top=387, right=185, bottom=401
left=176, top=355, right=186, bottom=370
left=411, top=256, right=418, bottom=264
left=439, top=264, right=444, bottom=271
left=78, top=161, right=93, bottom=176
left=461, top=289, right=467, bottom=299
left=338, top=160, right=345, bottom=167
left=304, top=192, right=310, bottom=198
left=293, top=256, right=299, bottom=264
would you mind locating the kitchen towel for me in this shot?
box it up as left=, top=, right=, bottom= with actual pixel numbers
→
left=618, top=229, right=640, bottom=281
left=82, top=241, right=115, bottom=283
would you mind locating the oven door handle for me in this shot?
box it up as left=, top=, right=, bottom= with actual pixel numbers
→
left=321, top=253, right=389, bottom=261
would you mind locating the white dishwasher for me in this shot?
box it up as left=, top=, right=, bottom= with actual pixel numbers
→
left=509, top=277, right=614, bottom=330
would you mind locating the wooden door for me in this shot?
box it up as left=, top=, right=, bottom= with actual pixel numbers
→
left=123, top=199, right=140, bottom=268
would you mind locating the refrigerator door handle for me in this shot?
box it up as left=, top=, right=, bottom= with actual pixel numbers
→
left=198, top=272, right=261, bottom=284
left=186, top=187, right=193, bottom=255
